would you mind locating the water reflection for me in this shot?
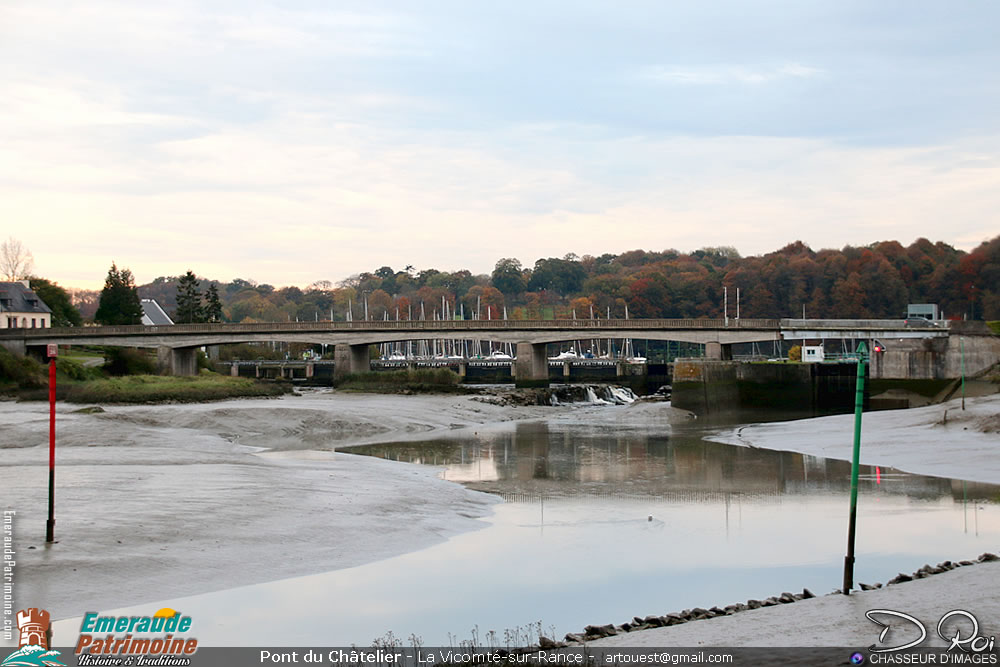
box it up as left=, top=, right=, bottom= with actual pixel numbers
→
left=345, top=421, right=996, bottom=504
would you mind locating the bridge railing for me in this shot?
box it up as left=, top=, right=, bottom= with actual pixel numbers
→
left=781, top=318, right=935, bottom=329
left=0, top=318, right=782, bottom=338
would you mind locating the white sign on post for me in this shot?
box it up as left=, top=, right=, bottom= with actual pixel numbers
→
left=47, top=344, right=58, bottom=358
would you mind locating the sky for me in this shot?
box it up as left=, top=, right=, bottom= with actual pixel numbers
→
left=2, top=1, right=999, bottom=289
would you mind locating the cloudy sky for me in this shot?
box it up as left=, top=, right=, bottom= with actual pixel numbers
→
left=2, top=1, right=999, bottom=289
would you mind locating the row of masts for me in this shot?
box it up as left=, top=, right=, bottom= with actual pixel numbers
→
left=292, top=295, right=644, bottom=361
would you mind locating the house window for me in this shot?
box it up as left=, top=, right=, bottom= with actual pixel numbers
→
left=31, top=318, right=36, bottom=328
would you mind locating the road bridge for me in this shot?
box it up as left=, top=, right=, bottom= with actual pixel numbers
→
left=0, top=318, right=953, bottom=386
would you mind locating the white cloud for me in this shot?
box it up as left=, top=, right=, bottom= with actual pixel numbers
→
left=637, top=62, right=823, bottom=85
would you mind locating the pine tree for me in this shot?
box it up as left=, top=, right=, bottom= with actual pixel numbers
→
left=94, top=263, right=144, bottom=325
left=174, top=270, right=205, bottom=323
left=204, top=283, right=223, bottom=323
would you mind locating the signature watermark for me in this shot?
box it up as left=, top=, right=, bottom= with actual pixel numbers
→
left=866, top=609, right=996, bottom=654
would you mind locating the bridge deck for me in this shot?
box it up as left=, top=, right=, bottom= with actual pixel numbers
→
left=0, top=318, right=953, bottom=350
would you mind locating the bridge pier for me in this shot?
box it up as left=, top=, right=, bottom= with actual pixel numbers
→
left=157, top=346, right=199, bottom=376
left=705, top=342, right=733, bottom=360
left=334, top=343, right=370, bottom=380
left=514, top=342, right=548, bottom=388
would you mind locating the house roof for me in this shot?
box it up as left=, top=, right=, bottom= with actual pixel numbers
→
left=0, top=281, right=52, bottom=315
left=141, top=298, right=174, bottom=326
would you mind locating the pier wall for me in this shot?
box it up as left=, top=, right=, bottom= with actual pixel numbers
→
left=672, top=359, right=868, bottom=416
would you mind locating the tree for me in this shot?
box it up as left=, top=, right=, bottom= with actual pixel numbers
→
left=29, top=278, right=83, bottom=327
left=174, top=271, right=205, bottom=323
left=492, top=258, right=526, bottom=296
left=528, top=257, right=586, bottom=295
left=204, top=284, right=223, bottom=323
left=95, top=263, right=143, bottom=325
left=1, top=237, right=34, bottom=281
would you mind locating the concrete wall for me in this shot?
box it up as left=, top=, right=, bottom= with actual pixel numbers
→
left=514, top=342, right=548, bottom=387
left=673, top=359, right=867, bottom=416
left=869, top=335, right=1000, bottom=380
left=333, top=344, right=371, bottom=379
left=157, top=346, right=198, bottom=376
left=672, top=359, right=739, bottom=415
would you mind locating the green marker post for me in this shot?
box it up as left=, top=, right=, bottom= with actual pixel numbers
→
left=843, top=341, right=867, bottom=594
left=961, top=337, right=966, bottom=411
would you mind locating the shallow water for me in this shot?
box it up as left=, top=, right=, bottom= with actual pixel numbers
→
left=50, top=412, right=1000, bottom=646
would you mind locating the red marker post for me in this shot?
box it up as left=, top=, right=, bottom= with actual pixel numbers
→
left=46, top=343, right=57, bottom=543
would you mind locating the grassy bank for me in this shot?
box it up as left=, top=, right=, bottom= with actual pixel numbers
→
left=61, top=374, right=290, bottom=404
left=335, top=368, right=468, bottom=393
left=1, top=345, right=289, bottom=403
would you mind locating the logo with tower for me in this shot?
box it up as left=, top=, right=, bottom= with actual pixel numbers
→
left=1, top=608, right=64, bottom=666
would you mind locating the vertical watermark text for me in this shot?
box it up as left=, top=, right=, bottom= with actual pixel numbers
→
left=3, top=510, right=15, bottom=641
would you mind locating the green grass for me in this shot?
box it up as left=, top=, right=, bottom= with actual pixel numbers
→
left=988, top=321, right=1000, bottom=335
left=62, top=374, right=291, bottom=404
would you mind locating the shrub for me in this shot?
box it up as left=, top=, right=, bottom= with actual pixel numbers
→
left=103, top=348, right=157, bottom=376
left=196, top=350, right=215, bottom=371
left=56, top=357, right=103, bottom=382
left=335, top=368, right=463, bottom=393
left=0, top=346, right=44, bottom=388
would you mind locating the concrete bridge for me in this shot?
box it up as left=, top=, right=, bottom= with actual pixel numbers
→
left=0, top=318, right=957, bottom=386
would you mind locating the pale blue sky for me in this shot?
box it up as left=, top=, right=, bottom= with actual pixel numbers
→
left=2, top=1, right=998, bottom=288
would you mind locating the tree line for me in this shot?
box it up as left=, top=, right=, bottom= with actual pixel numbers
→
left=16, top=235, right=1000, bottom=326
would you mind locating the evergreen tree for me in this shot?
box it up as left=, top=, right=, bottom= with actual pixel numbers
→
left=94, top=263, right=143, bottom=325
left=174, top=270, right=205, bottom=323
left=204, top=283, right=223, bottom=323
left=29, top=278, right=83, bottom=327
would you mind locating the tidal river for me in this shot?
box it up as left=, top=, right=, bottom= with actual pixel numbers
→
left=48, top=405, right=1000, bottom=646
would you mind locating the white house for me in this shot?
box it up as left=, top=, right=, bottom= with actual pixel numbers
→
left=801, top=345, right=825, bottom=363
left=0, top=281, right=52, bottom=329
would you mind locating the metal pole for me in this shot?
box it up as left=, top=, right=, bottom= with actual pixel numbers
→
left=47, top=354, right=57, bottom=543
left=843, top=341, right=867, bottom=594
left=961, top=337, right=966, bottom=411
